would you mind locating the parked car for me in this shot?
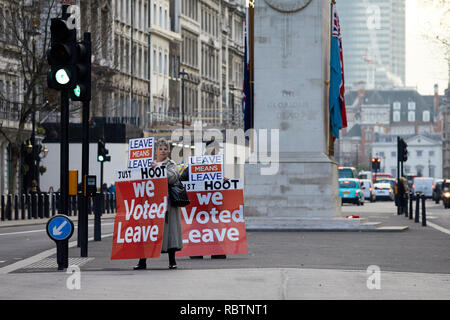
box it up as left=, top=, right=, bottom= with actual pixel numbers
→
left=374, top=182, right=394, bottom=201
left=339, top=178, right=364, bottom=206
left=412, top=177, right=434, bottom=198
left=360, top=179, right=376, bottom=202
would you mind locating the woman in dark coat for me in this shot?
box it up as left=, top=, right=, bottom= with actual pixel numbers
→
left=134, top=138, right=183, bottom=270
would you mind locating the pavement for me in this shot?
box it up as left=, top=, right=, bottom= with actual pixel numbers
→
left=0, top=201, right=449, bottom=299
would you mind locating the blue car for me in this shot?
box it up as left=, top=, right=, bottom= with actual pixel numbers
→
left=339, top=178, right=364, bottom=206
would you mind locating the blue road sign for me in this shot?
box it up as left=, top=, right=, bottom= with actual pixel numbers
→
left=46, top=215, right=74, bottom=242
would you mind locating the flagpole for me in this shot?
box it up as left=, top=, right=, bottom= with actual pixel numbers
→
left=328, top=0, right=336, bottom=158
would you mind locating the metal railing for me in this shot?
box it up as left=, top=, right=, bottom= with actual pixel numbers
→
left=0, top=192, right=116, bottom=222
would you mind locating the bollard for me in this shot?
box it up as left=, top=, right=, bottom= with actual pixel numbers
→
left=404, top=193, right=408, bottom=217
left=94, top=194, right=102, bottom=241
left=14, top=195, right=19, bottom=220
left=55, top=192, right=60, bottom=214
left=7, top=194, right=12, bottom=220
left=409, top=191, right=413, bottom=219
left=106, top=193, right=111, bottom=213
left=51, top=193, right=56, bottom=216
left=415, top=193, right=420, bottom=223
left=32, top=193, right=38, bottom=218
left=421, top=194, right=427, bottom=227
left=44, top=194, right=50, bottom=218
left=26, top=194, right=31, bottom=219
left=1, top=195, right=5, bottom=221
left=38, top=194, right=44, bottom=218
left=21, top=194, right=25, bottom=220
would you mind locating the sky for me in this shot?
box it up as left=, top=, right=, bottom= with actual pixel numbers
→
left=405, top=0, right=449, bottom=95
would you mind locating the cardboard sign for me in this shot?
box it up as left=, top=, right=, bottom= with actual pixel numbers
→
left=176, top=179, right=248, bottom=257
left=188, top=155, right=224, bottom=182
left=128, top=137, right=155, bottom=169
left=111, top=167, right=168, bottom=260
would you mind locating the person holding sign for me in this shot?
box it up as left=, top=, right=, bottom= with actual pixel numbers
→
left=180, top=140, right=227, bottom=260
left=134, top=138, right=183, bottom=270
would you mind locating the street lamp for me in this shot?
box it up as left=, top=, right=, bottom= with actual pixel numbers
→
left=229, top=85, right=237, bottom=127
left=179, top=69, right=189, bottom=162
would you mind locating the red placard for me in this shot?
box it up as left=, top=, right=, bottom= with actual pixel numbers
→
left=176, top=180, right=248, bottom=257
left=111, top=171, right=168, bottom=260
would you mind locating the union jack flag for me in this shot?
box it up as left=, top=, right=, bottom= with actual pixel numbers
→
left=242, top=7, right=252, bottom=132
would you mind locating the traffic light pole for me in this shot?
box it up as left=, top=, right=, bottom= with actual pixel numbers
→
left=79, top=99, right=90, bottom=257
left=60, top=89, right=69, bottom=219
left=397, top=137, right=401, bottom=215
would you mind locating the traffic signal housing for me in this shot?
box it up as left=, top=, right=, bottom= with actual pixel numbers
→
left=398, top=138, right=408, bottom=162
left=47, top=17, right=78, bottom=90
left=371, top=157, right=381, bottom=171
left=70, top=35, right=91, bottom=101
left=97, top=139, right=111, bottom=163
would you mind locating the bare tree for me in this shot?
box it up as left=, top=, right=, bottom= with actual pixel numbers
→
left=0, top=0, right=64, bottom=194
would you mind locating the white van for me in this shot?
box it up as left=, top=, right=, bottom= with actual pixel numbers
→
left=412, top=177, right=434, bottom=198
left=360, top=179, right=376, bottom=202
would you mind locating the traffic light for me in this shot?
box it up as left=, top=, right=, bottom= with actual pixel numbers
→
left=371, top=157, right=381, bottom=171
left=97, top=139, right=111, bottom=162
left=69, top=36, right=91, bottom=101
left=398, top=138, right=408, bottom=162
left=47, top=16, right=78, bottom=91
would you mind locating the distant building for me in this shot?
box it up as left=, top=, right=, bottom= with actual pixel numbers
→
left=337, top=87, right=443, bottom=176
left=442, top=84, right=450, bottom=178
left=338, top=0, right=405, bottom=89
left=372, top=134, right=442, bottom=178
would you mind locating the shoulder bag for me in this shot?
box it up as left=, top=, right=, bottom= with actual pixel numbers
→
left=168, top=180, right=190, bottom=207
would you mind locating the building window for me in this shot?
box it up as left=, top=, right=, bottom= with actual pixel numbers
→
left=423, top=110, right=430, bottom=122
left=429, top=151, right=435, bottom=157
left=408, top=111, right=415, bottom=122
left=391, top=168, right=397, bottom=177
left=408, top=101, right=416, bottom=110
left=429, top=166, right=435, bottom=178
left=391, top=151, right=396, bottom=157
left=417, top=150, right=422, bottom=157
left=393, top=111, right=400, bottom=122
left=393, top=101, right=401, bottom=110
left=416, top=166, right=424, bottom=177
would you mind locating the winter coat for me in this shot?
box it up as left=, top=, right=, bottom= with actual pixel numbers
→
left=160, top=158, right=183, bottom=253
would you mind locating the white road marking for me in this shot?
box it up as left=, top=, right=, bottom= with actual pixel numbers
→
left=0, top=222, right=114, bottom=236
left=427, top=221, right=450, bottom=236
left=0, top=233, right=113, bottom=274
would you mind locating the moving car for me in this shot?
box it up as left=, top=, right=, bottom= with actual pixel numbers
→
left=374, top=182, right=394, bottom=201
left=376, top=178, right=398, bottom=204
left=338, top=167, right=358, bottom=179
left=358, top=171, right=373, bottom=180
left=440, top=181, right=450, bottom=208
left=433, top=179, right=444, bottom=204
left=339, top=178, right=364, bottom=206
left=412, top=177, right=434, bottom=198
left=360, top=179, right=376, bottom=202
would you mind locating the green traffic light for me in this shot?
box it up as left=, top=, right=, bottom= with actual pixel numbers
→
left=98, top=155, right=104, bottom=162
left=55, top=69, right=70, bottom=84
left=74, top=85, right=81, bottom=97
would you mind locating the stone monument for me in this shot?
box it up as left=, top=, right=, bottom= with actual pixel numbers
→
left=244, top=0, right=365, bottom=229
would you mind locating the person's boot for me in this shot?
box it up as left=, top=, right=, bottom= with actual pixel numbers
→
left=211, top=255, right=227, bottom=259
left=168, top=250, right=177, bottom=269
left=133, top=258, right=147, bottom=270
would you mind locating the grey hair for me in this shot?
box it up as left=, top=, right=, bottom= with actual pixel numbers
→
left=155, top=138, right=170, bottom=150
